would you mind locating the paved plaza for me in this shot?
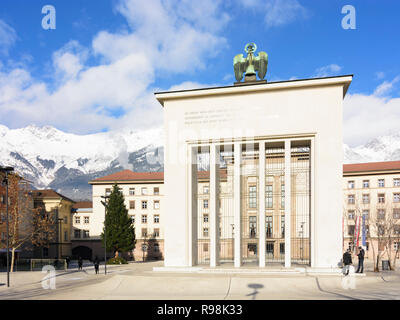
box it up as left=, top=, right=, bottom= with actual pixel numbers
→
left=0, top=260, right=399, bottom=300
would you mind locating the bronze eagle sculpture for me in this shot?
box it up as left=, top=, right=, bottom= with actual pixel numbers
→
left=233, top=43, right=268, bottom=82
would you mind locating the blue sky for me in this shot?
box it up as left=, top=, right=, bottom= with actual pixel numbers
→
left=0, top=0, right=399, bottom=146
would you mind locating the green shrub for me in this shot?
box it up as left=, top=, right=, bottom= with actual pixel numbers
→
left=106, top=257, right=128, bottom=265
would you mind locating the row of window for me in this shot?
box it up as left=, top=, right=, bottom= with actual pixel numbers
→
left=74, top=216, right=90, bottom=224
left=348, top=178, right=400, bottom=189
left=347, top=209, right=400, bottom=220
left=140, top=228, right=160, bottom=238
left=129, top=200, right=160, bottom=210
left=131, top=214, right=160, bottom=224
left=201, top=242, right=285, bottom=254
left=347, top=224, right=400, bottom=236
left=347, top=193, right=400, bottom=204
left=105, top=187, right=160, bottom=196
left=201, top=185, right=285, bottom=210
left=74, top=229, right=90, bottom=239
left=201, top=215, right=285, bottom=238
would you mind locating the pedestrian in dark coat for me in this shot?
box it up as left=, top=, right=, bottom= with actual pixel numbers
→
left=94, top=256, right=99, bottom=274
left=343, top=249, right=352, bottom=276
left=356, top=246, right=365, bottom=273
left=78, top=256, right=83, bottom=271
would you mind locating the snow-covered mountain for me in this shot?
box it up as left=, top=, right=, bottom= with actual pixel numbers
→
left=0, top=124, right=164, bottom=200
left=1, top=124, right=400, bottom=201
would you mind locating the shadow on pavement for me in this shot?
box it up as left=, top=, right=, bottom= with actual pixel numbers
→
left=246, top=283, right=264, bottom=300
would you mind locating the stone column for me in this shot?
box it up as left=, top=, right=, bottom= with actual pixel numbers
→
left=259, top=141, right=266, bottom=267
left=188, top=146, right=198, bottom=266
left=284, top=139, right=291, bottom=268
left=210, top=144, right=220, bottom=267
left=234, top=142, right=241, bottom=267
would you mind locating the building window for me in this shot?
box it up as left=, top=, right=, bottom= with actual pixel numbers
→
left=64, top=231, right=68, bottom=241
left=363, top=180, right=369, bottom=188
left=363, top=210, right=369, bottom=220
left=1, top=232, right=6, bottom=241
left=154, top=200, right=160, bottom=209
left=362, top=194, right=370, bottom=204
left=348, top=225, right=355, bottom=236
left=249, top=185, right=257, bottom=209
left=266, top=243, right=273, bottom=256
left=378, top=209, right=385, bottom=220
left=63, top=216, right=67, bottom=224
left=154, top=215, right=159, bottom=223
left=203, top=186, right=209, bottom=194
left=348, top=210, right=355, bottom=220
left=43, top=247, right=48, bottom=257
left=130, top=215, right=135, bottom=224
left=203, top=214, right=209, bottom=223
left=281, top=184, right=285, bottom=208
left=249, top=216, right=257, bottom=238
left=141, top=215, right=147, bottom=223
left=378, top=225, right=385, bottom=236
left=266, top=216, right=272, bottom=238
left=378, top=179, right=385, bottom=187
left=142, top=228, right=147, bottom=237
left=348, top=180, right=355, bottom=189
left=153, top=187, right=159, bottom=195
left=83, top=230, right=89, bottom=238
left=394, top=226, right=400, bottom=236
left=153, top=228, right=160, bottom=238
left=266, top=185, right=273, bottom=208
left=74, top=230, right=81, bottom=238
left=84, top=216, right=89, bottom=224
left=141, top=187, right=148, bottom=195
left=203, top=199, right=208, bottom=209
left=105, top=188, right=111, bottom=196
left=203, top=243, right=208, bottom=252
left=203, top=228, right=209, bottom=237
left=281, top=215, right=285, bottom=237
left=378, top=194, right=385, bottom=204
left=394, top=193, right=400, bottom=203
left=154, top=243, right=160, bottom=252
left=129, top=188, right=135, bottom=196
left=129, top=200, right=135, bottom=209
left=75, top=216, right=80, bottom=224
left=394, top=178, right=400, bottom=187
left=394, top=209, right=400, bottom=219
left=142, top=201, right=147, bottom=209
left=348, top=195, right=355, bottom=204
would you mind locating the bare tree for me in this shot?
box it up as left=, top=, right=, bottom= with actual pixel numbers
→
left=0, top=174, right=55, bottom=272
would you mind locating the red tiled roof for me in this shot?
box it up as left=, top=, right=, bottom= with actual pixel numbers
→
left=343, top=161, right=400, bottom=173
left=90, top=169, right=228, bottom=183
left=73, top=201, right=93, bottom=209
left=32, top=189, right=75, bottom=203
left=90, top=170, right=164, bottom=183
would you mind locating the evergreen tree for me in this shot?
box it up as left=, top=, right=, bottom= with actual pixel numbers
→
left=101, top=184, right=135, bottom=258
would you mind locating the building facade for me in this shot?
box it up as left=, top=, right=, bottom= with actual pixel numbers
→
left=154, top=75, right=352, bottom=269
left=32, top=190, right=75, bottom=259
left=343, top=161, right=400, bottom=260
left=89, top=171, right=164, bottom=261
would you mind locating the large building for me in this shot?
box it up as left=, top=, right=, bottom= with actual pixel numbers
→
left=88, top=171, right=164, bottom=261
left=32, top=190, right=75, bottom=259
left=343, top=161, right=400, bottom=260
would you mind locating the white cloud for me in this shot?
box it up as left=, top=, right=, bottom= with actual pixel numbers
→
left=375, top=71, right=385, bottom=80
left=373, top=76, right=400, bottom=96
left=344, top=83, right=400, bottom=146
left=0, top=0, right=229, bottom=134
left=0, top=20, right=17, bottom=55
left=314, top=64, right=342, bottom=77
left=241, top=0, right=308, bottom=27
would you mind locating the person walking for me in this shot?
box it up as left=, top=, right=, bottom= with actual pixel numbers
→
left=78, top=256, right=83, bottom=271
left=343, top=249, right=352, bottom=276
left=356, top=246, right=365, bottom=273
left=94, top=256, right=99, bottom=274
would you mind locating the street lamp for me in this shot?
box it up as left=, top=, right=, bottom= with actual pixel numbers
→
left=100, top=195, right=110, bottom=275
left=1, top=166, right=14, bottom=288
